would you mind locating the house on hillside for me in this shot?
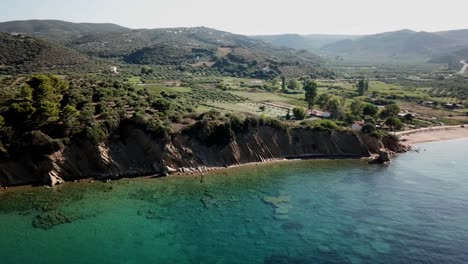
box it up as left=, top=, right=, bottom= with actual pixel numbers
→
left=398, top=111, right=415, bottom=119
left=250, top=80, right=263, bottom=85
left=110, top=66, right=118, bottom=74
left=311, top=110, right=331, bottom=118
left=421, top=101, right=434, bottom=107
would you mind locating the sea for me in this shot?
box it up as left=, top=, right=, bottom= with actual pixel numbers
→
left=0, top=139, right=467, bottom=264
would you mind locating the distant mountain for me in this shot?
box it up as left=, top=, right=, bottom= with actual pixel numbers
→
left=320, top=30, right=456, bottom=58
left=255, top=29, right=468, bottom=66
left=253, top=34, right=358, bottom=52
left=0, top=20, right=129, bottom=42
left=0, top=32, right=89, bottom=74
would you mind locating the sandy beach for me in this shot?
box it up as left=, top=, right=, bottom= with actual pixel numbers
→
left=397, top=125, right=468, bottom=145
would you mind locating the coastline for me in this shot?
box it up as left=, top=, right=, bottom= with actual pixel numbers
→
left=397, top=125, right=468, bottom=146
left=3, top=128, right=467, bottom=190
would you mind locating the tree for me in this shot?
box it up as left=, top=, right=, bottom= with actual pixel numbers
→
left=6, top=102, right=36, bottom=124
left=363, top=104, right=379, bottom=117
left=317, top=93, right=332, bottom=110
left=286, top=109, right=291, bottom=120
left=19, top=84, right=33, bottom=100
left=292, top=107, right=306, bottom=120
left=380, top=104, right=400, bottom=119
left=304, top=80, right=318, bottom=109
left=404, top=113, right=414, bottom=123
left=37, top=101, right=60, bottom=122
left=0, top=115, right=5, bottom=128
left=327, top=98, right=344, bottom=120
left=350, top=100, right=365, bottom=117
left=357, top=80, right=369, bottom=96
left=60, top=105, right=80, bottom=128
left=287, top=79, right=300, bottom=90
left=361, top=124, right=376, bottom=133
left=281, top=76, right=286, bottom=91
left=385, top=117, right=403, bottom=131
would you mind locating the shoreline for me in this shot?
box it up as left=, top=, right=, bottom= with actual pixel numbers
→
left=397, top=125, right=468, bottom=146
left=2, top=128, right=467, bottom=190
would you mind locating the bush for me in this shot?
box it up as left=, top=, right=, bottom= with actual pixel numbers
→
left=361, top=124, right=376, bottom=133
left=292, top=108, right=306, bottom=120
left=315, top=120, right=339, bottom=130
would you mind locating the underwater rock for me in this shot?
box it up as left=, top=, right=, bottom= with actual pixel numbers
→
left=263, top=195, right=290, bottom=206
left=32, top=212, right=73, bottom=229
left=32, top=211, right=89, bottom=229
left=264, top=194, right=292, bottom=217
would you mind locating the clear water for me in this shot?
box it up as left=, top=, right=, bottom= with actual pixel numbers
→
left=1, top=139, right=468, bottom=264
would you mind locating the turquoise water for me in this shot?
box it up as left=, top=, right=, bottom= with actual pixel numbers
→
left=1, top=139, right=468, bottom=264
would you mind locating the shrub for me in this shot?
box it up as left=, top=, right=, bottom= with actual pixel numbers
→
left=292, top=108, right=306, bottom=120
left=361, top=124, right=376, bottom=133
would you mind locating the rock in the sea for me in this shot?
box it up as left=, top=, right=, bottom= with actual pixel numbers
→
left=369, top=151, right=391, bottom=164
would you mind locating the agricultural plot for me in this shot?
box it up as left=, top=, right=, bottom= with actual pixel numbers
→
left=210, top=101, right=289, bottom=118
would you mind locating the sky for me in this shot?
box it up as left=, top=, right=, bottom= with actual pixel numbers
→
left=1, top=0, right=468, bottom=35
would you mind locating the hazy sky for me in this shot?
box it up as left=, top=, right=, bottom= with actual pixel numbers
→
left=1, top=0, right=468, bottom=35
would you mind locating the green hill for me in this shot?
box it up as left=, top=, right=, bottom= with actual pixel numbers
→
left=0, top=20, right=332, bottom=78
left=71, top=27, right=332, bottom=78
left=253, top=34, right=357, bottom=52
left=0, top=19, right=129, bottom=42
left=0, top=32, right=89, bottom=74
left=320, top=30, right=453, bottom=58
left=256, top=29, right=468, bottom=64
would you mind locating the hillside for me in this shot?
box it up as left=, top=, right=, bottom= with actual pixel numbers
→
left=255, top=29, right=468, bottom=67
left=0, top=32, right=89, bottom=74
left=70, top=27, right=332, bottom=78
left=320, top=30, right=454, bottom=58
left=0, top=19, right=129, bottom=42
left=253, top=34, right=358, bottom=52
left=0, top=20, right=332, bottom=78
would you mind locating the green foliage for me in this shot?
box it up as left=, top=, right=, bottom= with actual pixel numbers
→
left=6, top=101, right=36, bottom=124
left=380, top=104, right=400, bottom=119
left=314, top=119, right=339, bottom=130
left=385, top=117, right=403, bottom=130
left=292, top=107, right=306, bottom=120
left=317, top=93, right=332, bottom=109
left=356, top=80, right=369, bottom=96
left=362, top=104, right=379, bottom=117
left=287, top=79, right=301, bottom=90
left=304, top=80, right=318, bottom=109
left=350, top=100, right=365, bottom=117
left=0, top=115, right=4, bottom=128
left=60, top=105, right=80, bottom=128
left=361, top=124, right=375, bottom=133
left=36, top=100, right=60, bottom=121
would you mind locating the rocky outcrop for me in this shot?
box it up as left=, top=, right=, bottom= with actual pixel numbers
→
left=0, top=124, right=401, bottom=187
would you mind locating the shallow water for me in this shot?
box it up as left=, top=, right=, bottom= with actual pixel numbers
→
left=1, top=139, right=468, bottom=264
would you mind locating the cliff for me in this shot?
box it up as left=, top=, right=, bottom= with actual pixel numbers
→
left=0, top=123, right=398, bottom=187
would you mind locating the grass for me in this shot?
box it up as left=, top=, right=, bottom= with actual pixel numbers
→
left=228, top=90, right=305, bottom=107
left=142, top=85, right=192, bottom=94
left=127, top=76, right=142, bottom=85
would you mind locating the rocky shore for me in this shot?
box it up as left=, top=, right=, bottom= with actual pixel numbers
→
left=0, top=123, right=406, bottom=187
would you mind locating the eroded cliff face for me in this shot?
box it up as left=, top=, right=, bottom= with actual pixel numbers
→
left=0, top=124, right=389, bottom=187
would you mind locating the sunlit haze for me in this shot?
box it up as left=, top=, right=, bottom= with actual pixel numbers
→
left=1, top=0, right=468, bottom=35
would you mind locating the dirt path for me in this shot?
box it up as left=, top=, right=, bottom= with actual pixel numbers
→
left=457, top=60, right=468, bottom=75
